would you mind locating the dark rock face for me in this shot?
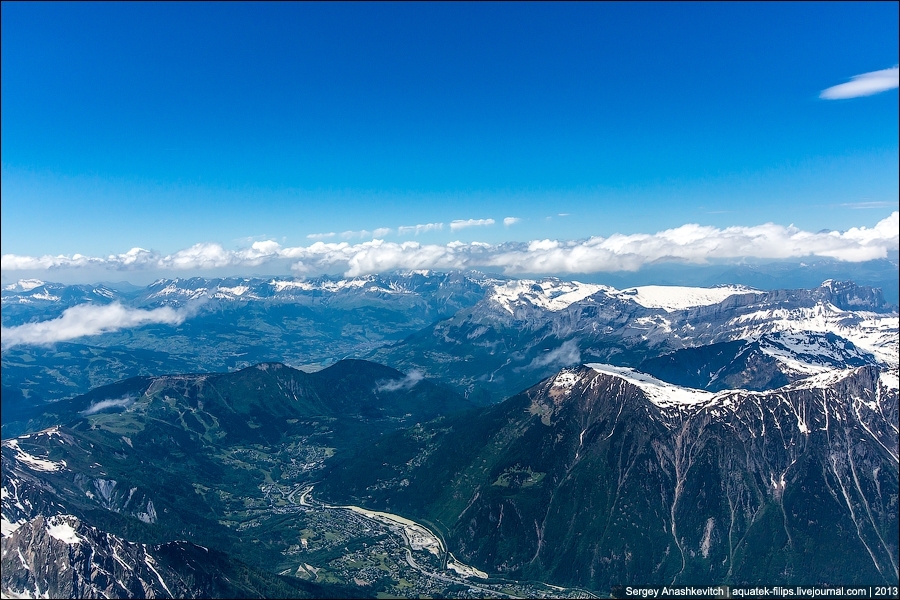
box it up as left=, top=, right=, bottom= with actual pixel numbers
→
left=321, top=364, right=900, bottom=590
left=2, top=514, right=188, bottom=599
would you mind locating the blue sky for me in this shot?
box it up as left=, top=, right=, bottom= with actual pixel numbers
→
left=1, top=2, right=897, bottom=280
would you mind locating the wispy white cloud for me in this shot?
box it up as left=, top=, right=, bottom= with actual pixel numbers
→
left=503, top=217, right=521, bottom=226
left=3, top=212, right=897, bottom=278
left=1, top=302, right=195, bottom=349
left=839, top=201, right=896, bottom=210
left=307, top=232, right=336, bottom=240
left=81, top=396, right=136, bottom=416
left=398, top=222, right=443, bottom=236
left=520, top=339, right=581, bottom=371
left=375, top=370, right=424, bottom=392
left=450, top=218, right=495, bottom=231
left=336, top=228, right=393, bottom=239
left=820, top=66, right=899, bottom=100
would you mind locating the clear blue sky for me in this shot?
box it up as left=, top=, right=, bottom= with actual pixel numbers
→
left=2, top=1, right=898, bottom=260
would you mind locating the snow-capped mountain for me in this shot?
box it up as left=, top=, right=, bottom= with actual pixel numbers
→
left=371, top=277, right=898, bottom=401
left=487, top=279, right=759, bottom=316
left=134, top=271, right=493, bottom=309
left=1, top=281, right=124, bottom=325
left=1, top=272, right=492, bottom=323
left=3, top=514, right=199, bottom=599
left=636, top=331, right=880, bottom=392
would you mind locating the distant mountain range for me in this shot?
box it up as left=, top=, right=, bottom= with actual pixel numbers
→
left=3, top=273, right=895, bottom=419
left=369, top=277, right=896, bottom=402
left=2, top=272, right=492, bottom=415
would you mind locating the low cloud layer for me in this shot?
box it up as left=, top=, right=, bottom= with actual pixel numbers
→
left=3, top=212, right=897, bottom=279
left=820, top=66, right=899, bottom=99
left=1, top=302, right=193, bottom=349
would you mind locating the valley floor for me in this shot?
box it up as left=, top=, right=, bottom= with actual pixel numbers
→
left=272, top=484, right=597, bottom=598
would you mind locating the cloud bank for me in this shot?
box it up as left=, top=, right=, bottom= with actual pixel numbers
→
left=820, top=66, right=899, bottom=99
left=3, top=212, right=897, bottom=279
left=1, top=302, right=193, bottom=349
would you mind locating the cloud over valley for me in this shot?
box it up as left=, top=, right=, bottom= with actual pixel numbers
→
left=1, top=302, right=195, bottom=349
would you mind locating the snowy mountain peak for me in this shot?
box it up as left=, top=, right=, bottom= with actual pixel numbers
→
left=612, top=284, right=760, bottom=312
left=756, top=331, right=877, bottom=376
left=489, top=279, right=608, bottom=314
left=3, top=279, right=46, bottom=292
left=587, top=363, right=715, bottom=408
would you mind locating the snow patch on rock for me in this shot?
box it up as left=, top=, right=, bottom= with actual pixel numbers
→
left=5, top=440, right=66, bottom=473
left=46, top=516, right=82, bottom=545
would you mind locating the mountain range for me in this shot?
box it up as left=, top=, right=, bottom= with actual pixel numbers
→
left=4, top=273, right=895, bottom=415
left=1, top=273, right=898, bottom=597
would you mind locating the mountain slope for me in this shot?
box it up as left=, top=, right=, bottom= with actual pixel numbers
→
left=1, top=360, right=473, bottom=596
left=319, top=364, right=900, bottom=591
left=637, top=331, right=876, bottom=391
